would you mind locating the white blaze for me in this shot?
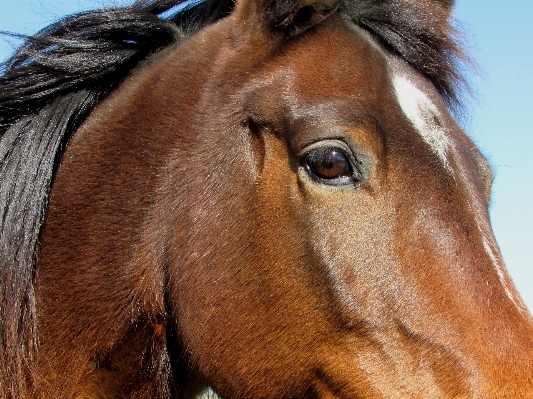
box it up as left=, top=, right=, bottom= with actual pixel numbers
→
left=392, top=73, right=527, bottom=314
left=392, top=75, right=452, bottom=172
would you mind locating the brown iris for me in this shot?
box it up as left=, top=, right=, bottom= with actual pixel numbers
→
left=305, top=147, right=350, bottom=179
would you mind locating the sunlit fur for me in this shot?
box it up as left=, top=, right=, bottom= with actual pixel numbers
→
left=1, top=0, right=532, bottom=398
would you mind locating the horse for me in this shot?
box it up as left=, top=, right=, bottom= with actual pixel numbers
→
left=1, top=0, right=532, bottom=397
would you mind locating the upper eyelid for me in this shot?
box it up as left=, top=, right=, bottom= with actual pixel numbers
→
left=297, top=138, right=352, bottom=158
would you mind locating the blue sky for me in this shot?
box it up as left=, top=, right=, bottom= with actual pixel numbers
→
left=1, top=0, right=532, bottom=310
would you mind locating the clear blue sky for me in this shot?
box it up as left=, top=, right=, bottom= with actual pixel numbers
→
left=1, top=0, right=532, bottom=310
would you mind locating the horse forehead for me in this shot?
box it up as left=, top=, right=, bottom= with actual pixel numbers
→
left=284, top=22, right=389, bottom=95
left=238, top=21, right=392, bottom=121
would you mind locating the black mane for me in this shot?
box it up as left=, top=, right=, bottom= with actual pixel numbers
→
left=0, top=0, right=468, bottom=396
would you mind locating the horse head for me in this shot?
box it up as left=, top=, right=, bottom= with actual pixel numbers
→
left=1, top=0, right=532, bottom=397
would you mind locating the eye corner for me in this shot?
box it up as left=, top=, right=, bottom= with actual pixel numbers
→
left=244, top=115, right=266, bottom=135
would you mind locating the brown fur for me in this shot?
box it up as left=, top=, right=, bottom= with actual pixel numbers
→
left=3, top=0, right=533, bottom=397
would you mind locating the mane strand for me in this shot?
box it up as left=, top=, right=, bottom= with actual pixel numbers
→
left=0, top=90, right=97, bottom=394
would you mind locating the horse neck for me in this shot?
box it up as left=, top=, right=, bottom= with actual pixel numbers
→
left=34, top=25, right=227, bottom=397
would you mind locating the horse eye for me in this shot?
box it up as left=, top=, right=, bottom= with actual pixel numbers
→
left=304, top=147, right=351, bottom=180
